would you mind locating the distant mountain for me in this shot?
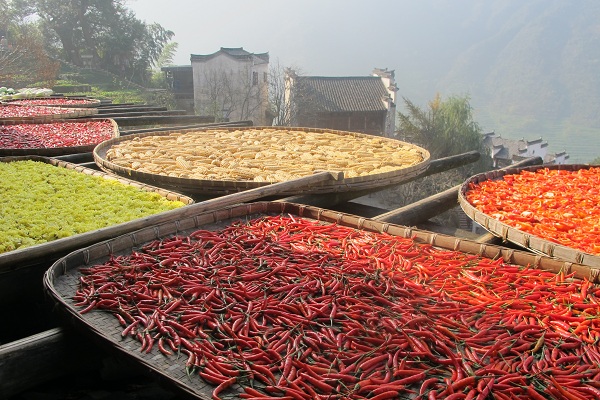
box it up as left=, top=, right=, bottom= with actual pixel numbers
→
left=399, top=0, right=600, bottom=163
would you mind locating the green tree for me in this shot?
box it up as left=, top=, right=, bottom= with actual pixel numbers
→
left=398, top=94, right=487, bottom=160
left=0, top=2, right=59, bottom=88
left=149, top=41, right=178, bottom=88
left=375, top=94, right=491, bottom=227
left=21, top=0, right=173, bottom=85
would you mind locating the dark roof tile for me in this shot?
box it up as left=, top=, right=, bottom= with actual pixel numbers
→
left=296, top=76, right=388, bottom=112
left=191, top=47, right=269, bottom=63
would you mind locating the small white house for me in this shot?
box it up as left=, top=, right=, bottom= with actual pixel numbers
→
left=190, top=47, right=270, bottom=125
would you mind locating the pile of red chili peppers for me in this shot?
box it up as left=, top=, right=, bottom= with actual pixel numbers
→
left=75, top=215, right=600, bottom=399
left=0, top=104, right=79, bottom=118
left=0, top=120, right=114, bottom=149
left=8, top=98, right=96, bottom=107
left=465, top=167, right=600, bottom=255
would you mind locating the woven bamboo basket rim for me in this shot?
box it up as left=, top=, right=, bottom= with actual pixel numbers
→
left=458, top=163, right=600, bottom=268
left=0, top=118, right=119, bottom=157
left=0, top=103, right=98, bottom=122
left=0, top=155, right=194, bottom=272
left=42, top=201, right=600, bottom=400
left=92, top=126, right=431, bottom=197
left=3, top=96, right=102, bottom=108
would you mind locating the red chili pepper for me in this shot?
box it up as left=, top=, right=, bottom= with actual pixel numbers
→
left=74, top=214, right=600, bottom=398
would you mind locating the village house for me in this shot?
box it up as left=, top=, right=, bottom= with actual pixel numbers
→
left=163, top=47, right=270, bottom=125
left=482, top=132, right=570, bottom=167
left=284, top=68, right=398, bottom=137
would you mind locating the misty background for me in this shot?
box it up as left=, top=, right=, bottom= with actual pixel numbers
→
left=128, top=0, right=600, bottom=163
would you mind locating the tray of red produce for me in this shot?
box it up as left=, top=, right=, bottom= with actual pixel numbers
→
left=0, top=118, right=118, bottom=156
left=4, top=96, right=101, bottom=108
left=44, top=201, right=600, bottom=400
left=0, top=103, right=97, bottom=122
left=459, top=164, right=600, bottom=268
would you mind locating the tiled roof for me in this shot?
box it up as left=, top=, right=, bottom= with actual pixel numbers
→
left=191, top=47, right=269, bottom=63
left=161, top=65, right=192, bottom=71
left=295, top=76, right=389, bottom=112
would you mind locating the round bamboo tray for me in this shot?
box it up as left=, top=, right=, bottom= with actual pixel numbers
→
left=93, top=126, right=431, bottom=197
left=43, top=201, right=600, bottom=400
left=0, top=118, right=119, bottom=157
left=3, top=96, right=101, bottom=108
left=0, top=103, right=98, bottom=122
left=458, top=164, right=600, bottom=268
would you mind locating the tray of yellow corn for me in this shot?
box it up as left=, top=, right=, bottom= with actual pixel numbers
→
left=93, top=126, right=430, bottom=197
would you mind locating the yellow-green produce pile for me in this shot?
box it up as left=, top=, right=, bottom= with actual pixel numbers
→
left=0, top=160, right=187, bottom=253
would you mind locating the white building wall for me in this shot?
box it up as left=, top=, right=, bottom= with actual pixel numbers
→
left=519, top=140, right=547, bottom=159
left=192, top=53, right=269, bottom=125
left=372, top=68, right=398, bottom=137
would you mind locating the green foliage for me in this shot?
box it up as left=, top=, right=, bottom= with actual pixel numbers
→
left=5, top=0, right=173, bottom=85
left=0, top=160, right=186, bottom=253
left=374, top=94, right=492, bottom=228
left=399, top=94, right=484, bottom=158
left=398, top=93, right=491, bottom=176
left=51, top=62, right=180, bottom=106
left=148, top=41, right=178, bottom=89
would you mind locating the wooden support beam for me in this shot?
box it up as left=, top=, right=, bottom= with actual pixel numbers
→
left=96, top=110, right=188, bottom=118
left=373, top=156, right=544, bottom=226
left=52, top=152, right=94, bottom=164
left=91, top=115, right=216, bottom=126
left=119, top=120, right=254, bottom=135
left=0, top=328, right=102, bottom=398
left=96, top=106, right=168, bottom=114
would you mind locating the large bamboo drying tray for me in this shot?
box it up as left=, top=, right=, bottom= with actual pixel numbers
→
left=3, top=97, right=101, bottom=108
left=0, top=103, right=98, bottom=122
left=459, top=163, right=600, bottom=268
left=0, top=155, right=193, bottom=275
left=43, top=201, right=599, bottom=400
left=93, top=126, right=430, bottom=197
left=0, top=118, right=119, bottom=157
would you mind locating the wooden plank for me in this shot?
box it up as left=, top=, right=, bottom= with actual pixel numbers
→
left=373, top=156, right=544, bottom=226
left=0, top=328, right=101, bottom=398
left=96, top=110, right=188, bottom=118
left=52, top=152, right=94, bottom=164
left=474, top=231, right=505, bottom=245
left=91, top=115, right=216, bottom=127
left=119, top=120, right=254, bottom=135
left=96, top=106, right=168, bottom=113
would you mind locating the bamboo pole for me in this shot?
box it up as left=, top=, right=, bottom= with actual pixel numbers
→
left=373, top=156, right=544, bottom=226
left=0, top=170, right=342, bottom=273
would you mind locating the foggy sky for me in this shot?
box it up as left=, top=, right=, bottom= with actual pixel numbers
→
left=126, top=0, right=600, bottom=163
left=126, top=0, right=446, bottom=76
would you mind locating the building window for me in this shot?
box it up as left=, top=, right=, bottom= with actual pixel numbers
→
left=252, top=71, right=258, bottom=86
left=263, top=72, right=268, bottom=83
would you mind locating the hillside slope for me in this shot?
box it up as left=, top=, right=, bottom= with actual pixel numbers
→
left=400, top=0, right=600, bottom=163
